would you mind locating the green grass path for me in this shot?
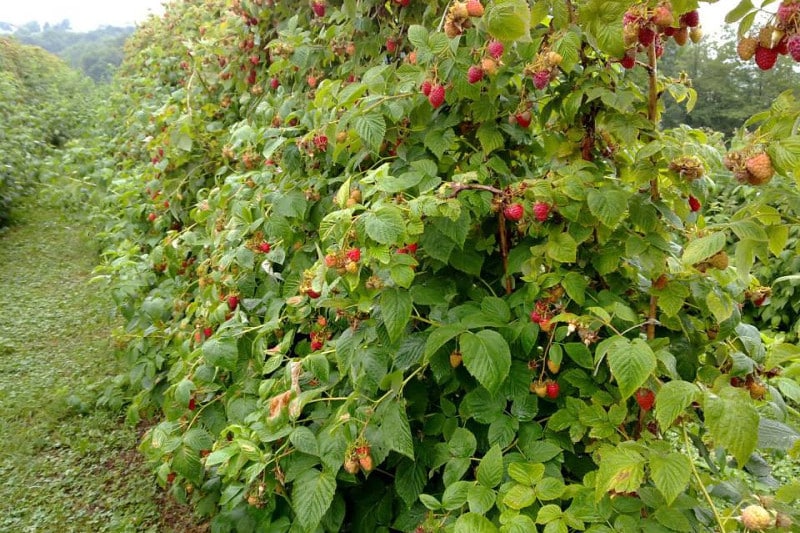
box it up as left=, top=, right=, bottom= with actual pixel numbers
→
left=0, top=197, right=187, bottom=532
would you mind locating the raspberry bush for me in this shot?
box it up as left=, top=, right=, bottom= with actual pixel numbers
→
left=98, top=0, right=800, bottom=531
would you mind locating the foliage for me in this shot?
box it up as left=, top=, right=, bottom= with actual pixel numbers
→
left=0, top=37, right=94, bottom=226
left=97, top=0, right=800, bottom=532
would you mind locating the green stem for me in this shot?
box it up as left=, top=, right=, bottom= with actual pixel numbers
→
left=681, top=422, right=727, bottom=532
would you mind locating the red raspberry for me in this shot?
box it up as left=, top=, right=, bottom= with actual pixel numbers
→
left=620, top=53, right=636, bottom=69
left=467, top=65, right=484, bottom=84
left=755, top=45, right=779, bottom=70
left=515, top=111, right=531, bottom=128
left=487, top=40, right=504, bottom=59
left=346, top=248, right=361, bottom=262
left=270, top=77, right=280, bottom=89
left=428, top=84, right=446, bottom=108
left=546, top=381, right=560, bottom=399
left=635, top=388, right=655, bottom=411
left=533, top=201, right=550, bottom=222
left=311, top=1, right=326, bottom=17
left=530, top=310, right=543, bottom=323
left=533, top=70, right=550, bottom=90
left=227, top=295, right=239, bottom=310
left=503, top=203, right=524, bottom=221
left=313, top=135, right=328, bottom=151
left=688, top=195, right=701, bottom=212
left=638, top=27, right=656, bottom=47
left=466, top=0, right=484, bottom=17
left=258, top=242, right=271, bottom=253
left=406, top=243, right=418, bottom=254
left=788, top=35, right=800, bottom=62
left=420, top=80, right=432, bottom=96
left=777, top=2, right=800, bottom=25
left=311, top=340, right=323, bottom=351
left=680, top=9, right=699, bottom=28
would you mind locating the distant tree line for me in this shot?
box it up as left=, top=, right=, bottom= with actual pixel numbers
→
left=1, top=20, right=132, bottom=82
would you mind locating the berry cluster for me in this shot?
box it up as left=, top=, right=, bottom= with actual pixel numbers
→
left=619, top=3, right=701, bottom=69
left=324, top=247, right=361, bottom=275
left=723, top=149, right=775, bottom=185
left=443, top=0, right=485, bottom=38
left=737, top=1, right=800, bottom=69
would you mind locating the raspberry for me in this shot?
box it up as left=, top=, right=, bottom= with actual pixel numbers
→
left=530, top=310, right=543, bottom=323
left=311, top=1, right=326, bottom=17
left=755, top=45, right=779, bottom=70
left=313, top=134, right=328, bottom=151
left=688, top=195, right=701, bottom=212
left=737, top=37, right=758, bottom=60
left=270, top=77, right=280, bottom=90
left=673, top=26, right=688, bottom=46
left=515, top=110, right=532, bottom=128
left=532, top=70, right=550, bottom=89
left=638, top=27, right=656, bottom=47
left=651, top=5, right=674, bottom=28
left=745, top=152, right=775, bottom=185
left=227, top=295, right=239, bottom=310
left=346, top=248, right=361, bottom=262
left=546, top=381, right=560, bottom=399
left=620, top=53, right=636, bottom=69
left=740, top=505, right=773, bottom=531
left=777, top=1, right=800, bottom=24
left=487, top=39, right=504, bottom=59
left=788, top=34, right=800, bottom=62
left=420, top=80, right=432, bottom=96
left=406, top=243, right=418, bottom=253
left=680, top=9, right=700, bottom=28
left=428, top=84, right=445, bottom=108
left=466, top=0, right=484, bottom=17
left=467, top=65, right=484, bottom=84
left=503, top=203, right=524, bottom=221
left=635, top=388, right=655, bottom=411
left=258, top=242, right=271, bottom=253
left=533, top=201, right=550, bottom=222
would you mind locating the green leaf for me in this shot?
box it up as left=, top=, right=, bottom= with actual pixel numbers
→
left=767, top=225, right=789, bottom=256
left=562, top=272, right=588, bottom=305
left=290, top=427, right=319, bottom=456
left=682, top=232, right=726, bottom=265
left=508, top=462, right=545, bottom=486
left=449, top=427, right=478, bottom=458
left=587, top=189, right=628, bottom=228
left=364, top=205, right=405, bottom=244
left=706, top=290, right=735, bottom=323
left=485, top=0, right=531, bottom=42
left=504, top=484, right=537, bottom=510
left=704, top=387, right=759, bottom=467
left=172, top=445, right=202, bottom=484
left=183, top=428, right=214, bottom=452
left=606, top=338, right=657, bottom=400
left=650, top=452, right=691, bottom=505
left=477, top=123, right=505, bottom=155
left=536, top=477, right=566, bottom=501
left=546, top=231, right=578, bottom=263
left=594, top=444, right=646, bottom=500
left=292, top=469, right=337, bottom=532
left=455, top=512, right=499, bottom=533
left=354, top=112, right=386, bottom=152
left=442, top=480, right=472, bottom=510
left=202, top=337, right=239, bottom=371
left=481, top=297, right=511, bottom=322
left=380, top=287, right=412, bottom=343
left=477, top=444, right=504, bottom=488
left=407, top=25, right=429, bottom=50
left=655, top=380, right=698, bottom=429
left=468, top=484, right=496, bottom=514
left=536, top=504, right=563, bottom=524
left=381, top=400, right=415, bottom=459
left=725, top=0, right=754, bottom=23
left=424, top=323, right=467, bottom=360
left=459, top=330, right=512, bottom=394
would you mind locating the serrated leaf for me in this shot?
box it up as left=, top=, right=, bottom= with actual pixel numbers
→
left=682, top=232, right=726, bottom=265
left=706, top=290, right=735, bottom=323
left=292, top=469, right=337, bottom=532
left=364, top=205, right=404, bottom=244
left=485, top=0, right=531, bottom=42
left=381, top=400, right=415, bottom=459
left=455, top=512, right=499, bottom=533
left=607, top=338, right=656, bottom=400
left=460, top=330, right=511, bottom=394
left=477, top=444, right=504, bottom=488
left=354, top=112, right=386, bottom=152
left=202, top=337, right=239, bottom=371
left=508, top=462, right=545, bottom=486
left=396, top=460, right=427, bottom=507
left=536, top=504, right=563, bottom=524
left=504, top=484, right=537, bottom=510
left=172, top=445, right=202, bottom=485
left=767, top=225, right=789, bottom=256
left=725, top=0, right=754, bottom=23
left=407, top=25, right=429, bottom=50
left=290, top=426, right=319, bottom=456
left=380, top=287, right=412, bottom=343
left=546, top=231, right=577, bottom=263
left=650, top=452, right=691, bottom=505
left=424, top=323, right=467, bottom=360
left=655, top=380, right=698, bottom=429
left=594, top=444, right=646, bottom=500
left=477, top=123, right=505, bottom=155
left=183, top=427, right=214, bottom=452
left=587, top=189, right=629, bottom=228
left=468, top=484, right=496, bottom=514
left=704, top=387, right=759, bottom=467
left=536, top=477, right=566, bottom=501
left=442, top=480, right=472, bottom=510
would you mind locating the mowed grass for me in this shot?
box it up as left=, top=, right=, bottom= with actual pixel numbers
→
left=0, top=194, right=197, bottom=532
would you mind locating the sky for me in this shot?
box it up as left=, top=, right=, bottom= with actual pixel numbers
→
left=0, top=0, right=165, bottom=32
left=0, top=0, right=740, bottom=34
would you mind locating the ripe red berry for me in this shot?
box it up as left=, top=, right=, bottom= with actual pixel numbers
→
left=395, top=0, right=410, bottom=6
left=688, top=195, right=701, bottom=212
left=249, top=55, right=260, bottom=65
left=620, top=53, right=636, bottom=69
left=311, top=339, right=323, bottom=351
left=788, top=35, right=800, bottom=62
left=346, top=248, right=361, bottom=262
left=533, top=201, right=550, bottom=222
left=428, top=84, right=446, bottom=108
left=148, top=212, right=157, bottom=222
left=467, top=65, right=484, bottom=84
left=420, top=80, right=432, bottom=96
left=532, top=70, right=550, bottom=90
left=680, top=9, right=700, bottom=28
left=306, top=289, right=321, bottom=298
left=755, top=45, right=779, bottom=70
left=466, top=0, right=484, bottom=17
left=386, top=38, right=398, bottom=54
left=188, top=397, right=196, bottom=411
left=270, top=77, right=280, bottom=90
left=487, top=40, right=504, bottom=59
left=638, top=27, right=656, bottom=47
left=311, top=1, right=326, bottom=17
left=515, top=110, right=531, bottom=128
left=530, top=310, right=543, bottom=324
left=503, top=203, right=524, bottom=221
left=406, top=243, right=418, bottom=254
left=203, top=327, right=214, bottom=338
left=314, top=134, right=328, bottom=151
left=258, top=242, right=271, bottom=253
left=546, top=381, right=560, bottom=399
left=635, top=388, right=655, bottom=411
left=227, top=295, right=239, bottom=310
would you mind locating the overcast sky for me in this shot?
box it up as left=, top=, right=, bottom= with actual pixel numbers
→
left=1, top=0, right=738, bottom=34
left=0, top=0, right=165, bottom=31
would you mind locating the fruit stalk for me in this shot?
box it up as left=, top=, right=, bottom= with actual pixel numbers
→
left=646, top=37, right=660, bottom=341
left=498, top=211, right=513, bottom=295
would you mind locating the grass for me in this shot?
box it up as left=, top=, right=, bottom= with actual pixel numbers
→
left=0, top=192, right=202, bottom=532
